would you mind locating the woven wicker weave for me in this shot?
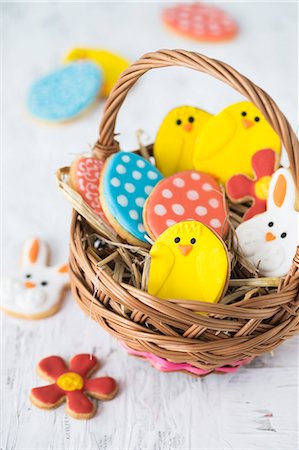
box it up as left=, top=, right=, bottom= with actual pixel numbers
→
left=64, top=50, right=299, bottom=374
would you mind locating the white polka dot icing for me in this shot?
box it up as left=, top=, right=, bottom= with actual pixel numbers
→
left=102, top=152, right=162, bottom=242
left=143, top=170, right=228, bottom=239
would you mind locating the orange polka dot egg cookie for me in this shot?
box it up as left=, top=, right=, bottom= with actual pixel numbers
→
left=100, top=152, right=163, bottom=246
left=143, top=171, right=228, bottom=240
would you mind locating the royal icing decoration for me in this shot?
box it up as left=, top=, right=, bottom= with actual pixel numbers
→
left=193, top=101, right=281, bottom=183
left=154, top=106, right=212, bottom=177
left=144, top=171, right=228, bottom=239
left=122, top=343, right=252, bottom=375
left=100, top=152, right=163, bottom=245
left=64, top=48, right=129, bottom=97
left=148, top=221, right=229, bottom=303
left=70, top=156, right=106, bottom=220
left=236, top=168, right=298, bottom=277
left=1, top=238, right=69, bottom=320
left=30, top=354, right=118, bottom=420
left=226, top=149, right=277, bottom=221
left=27, top=62, right=102, bottom=122
left=162, top=3, right=238, bottom=42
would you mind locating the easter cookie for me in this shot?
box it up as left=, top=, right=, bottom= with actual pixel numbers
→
left=30, top=354, right=118, bottom=420
left=144, top=171, right=228, bottom=239
left=27, top=62, right=102, bottom=122
left=69, top=156, right=106, bottom=220
left=236, top=168, right=298, bottom=277
left=162, top=3, right=238, bottom=43
left=148, top=221, right=229, bottom=303
left=226, top=149, right=277, bottom=221
left=64, top=48, right=129, bottom=97
left=100, top=152, right=163, bottom=246
left=154, top=106, right=212, bottom=177
left=193, top=101, right=281, bottom=183
left=1, top=238, right=69, bottom=320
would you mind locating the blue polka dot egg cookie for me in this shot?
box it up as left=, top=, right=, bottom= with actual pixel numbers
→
left=100, top=152, right=163, bottom=246
left=27, top=62, right=102, bottom=122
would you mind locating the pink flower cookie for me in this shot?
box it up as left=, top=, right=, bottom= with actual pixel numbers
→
left=69, top=156, right=106, bottom=221
left=143, top=171, right=228, bottom=239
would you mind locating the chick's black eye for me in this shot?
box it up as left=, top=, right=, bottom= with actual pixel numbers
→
left=176, top=119, right=182, bottom=125
left=241, top=111, right=247, bottom=117
left=254, top=117, right=260, bottom=122
left=25, top=274, right=31, bottom=278
left=174, top=237, right=180, bottom=243
left=190, top=238, right=196, bottom=244
left=41, top=281, right=48, bottom=286
left=188, top=116, right=194, bottom=123
left=268, top=221, right=274, bottom=227
left=281, top=232, right=287, bottom=239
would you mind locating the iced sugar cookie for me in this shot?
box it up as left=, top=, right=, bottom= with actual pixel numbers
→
left=69, top=156, right=106, bottom=221
left=100, top=152, right=163, bottom=246
left=148, top=221, right=229, bottom=303
left=154, top=106, right=212, bottom=177
left=144, top=171, right=228, bottom=239
left=64, top=48, right=129, bottom=97
left=27, top=62, right=102, bottom=122
left=30, top=354, right=118, bottom=420
left=226, top=149, right=277, bottom=221
left=1, top=238, right=69, bottom=320
left=162, top=3, right=238, bottom=42
left=193, top=101, right=281, bottom=183
left=236, top=168, right=298, bottom=277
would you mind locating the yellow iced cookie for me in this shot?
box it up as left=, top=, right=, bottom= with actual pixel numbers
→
left=153, top=106, right=212, bottom=177
left=64, top=48, right=129, bottom=96
left=193, top=101, right=281, bottom=183
left=148, top=221, right=229, bottom=303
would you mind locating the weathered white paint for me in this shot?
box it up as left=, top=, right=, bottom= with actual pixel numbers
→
left=2, top=2, right=298, bottom=449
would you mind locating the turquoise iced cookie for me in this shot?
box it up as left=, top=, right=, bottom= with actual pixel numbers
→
left=27, top=62, right=102, bottom=122
left=101, top=152, right=163, bottom=244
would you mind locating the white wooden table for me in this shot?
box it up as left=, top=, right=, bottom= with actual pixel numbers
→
left=2, top=2, right=298, bottom=449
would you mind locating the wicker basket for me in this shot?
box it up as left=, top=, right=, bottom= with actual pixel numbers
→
left=58, top=49, right=299, bottom=375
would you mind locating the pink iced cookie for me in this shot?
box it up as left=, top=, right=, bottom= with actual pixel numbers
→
left=70, top=156, right=105, bottom=219
left=143, top=171, right=228, bottom=239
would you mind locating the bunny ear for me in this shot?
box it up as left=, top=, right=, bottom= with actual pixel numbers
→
left=267, top=168, right=296, bottom=211
left=21, top=238, right=49, bottom=268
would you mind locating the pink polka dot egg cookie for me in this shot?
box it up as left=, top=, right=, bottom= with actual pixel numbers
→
left=143, top=171, right=228, bottom=239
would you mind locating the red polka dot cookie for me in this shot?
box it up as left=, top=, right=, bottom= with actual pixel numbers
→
left=143, top=171, right=228, bottom=239
left=162, top=3, right=238, bottom=43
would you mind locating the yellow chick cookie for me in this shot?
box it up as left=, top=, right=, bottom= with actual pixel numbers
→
left=64, top=48, right=129, bottom=97
left=193, top=101, right=281, bottom=183
left=154, top=106, right=212, bottom=176
left=148, top=221, right=229, bottom=303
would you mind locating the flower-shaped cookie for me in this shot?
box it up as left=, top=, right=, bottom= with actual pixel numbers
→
left=226, top=149, right=277, bottom=221
left=30, top=354, right=118, bottom=420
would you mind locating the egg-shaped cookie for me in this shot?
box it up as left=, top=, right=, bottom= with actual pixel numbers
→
left=100, top=152, right=163, bottom=246
left=143, top=171, right=228, bottom=239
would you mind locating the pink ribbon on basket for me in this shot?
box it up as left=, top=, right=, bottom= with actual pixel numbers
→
left=122, top=343, right=252, bottom=375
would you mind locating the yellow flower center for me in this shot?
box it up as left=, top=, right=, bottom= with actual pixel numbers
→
left=56, top=372, right=83, bottom=391
left=254, top=176, right=271, bottom=200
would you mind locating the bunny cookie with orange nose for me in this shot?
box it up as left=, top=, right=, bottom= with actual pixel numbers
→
left=236, top=168, right=298, bottom=277
left=1, top=238, right=69, bottom=319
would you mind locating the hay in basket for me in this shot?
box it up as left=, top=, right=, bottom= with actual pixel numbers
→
left=57, top=49, right=299, bottom=375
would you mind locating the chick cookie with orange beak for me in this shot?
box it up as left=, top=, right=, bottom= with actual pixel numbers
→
left=193, top=101, right=281, bottom=183
left=148, top=221, right=229, bottom=303
left=1, top=238, right=69, bottom=319
left=154, top=106, right=212, bottom=177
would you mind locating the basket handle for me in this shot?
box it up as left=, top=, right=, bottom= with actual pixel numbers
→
left=94, top=49, right=299, bottom=187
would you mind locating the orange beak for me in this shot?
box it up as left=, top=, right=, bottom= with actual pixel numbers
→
left=265, top=232, right=276, bottom=242
left=183, top=123, right=193, bottom=132
left=242, top=118, right=254, bottom=129
left=178, top=245, right=193, bottom=256
left=24, top=281, right=36, bottom=289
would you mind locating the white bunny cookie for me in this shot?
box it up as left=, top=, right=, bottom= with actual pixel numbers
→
left=2, top=238, right=69, bottom=319
left=236, top=168, right=298, bottom=277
